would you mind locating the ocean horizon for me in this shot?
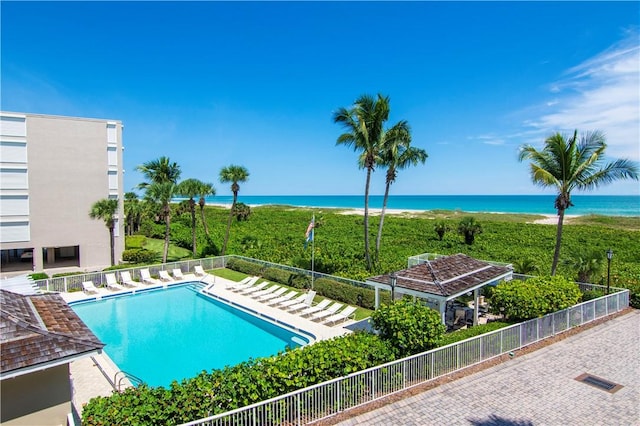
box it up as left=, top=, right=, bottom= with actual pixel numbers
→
left=189, top=195, right=640, bottom=217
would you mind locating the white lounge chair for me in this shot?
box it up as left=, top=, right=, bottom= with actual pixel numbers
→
left=324, top=306, right=358, bottom=326
left=120, top=271, right=139, bottom=287
left=140, top=268, right=158, bottom=285
left=82, top=281, right=99, bottom=294
left=310, top=302, right=343, bottom=321
left=286, top=291, right=317, bottom=312
left=105, top=273, right=124, bottom=291
left=172, top=268, right=185, bottom=280
left=257, top=286, right=287, bottom=301
left=299, top=299, right=331, bottom=317
left=158, top=270, right=174, bottom=282
left=276, top=293, right=306, bottom=308
left=230, top=276, right=260, bottom=291
left=193, top=265, right=208, bottom=277
left=238, top=281, right=268, bottom=295
left=267, top=291, right=298, bottom=306
left=250, top=285, right=280, bottom=299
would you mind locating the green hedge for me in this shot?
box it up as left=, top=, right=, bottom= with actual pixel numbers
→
left=82, top=332, right=395, bottom=425
left=28, top=272, right=48, bottom=280
left=122, top=248, right=157, bottom=264
left=437, top=321, right=512, bottom=346
left=262, top=267, right=294, bottom=285
left=490, top=276, right=582, bottom=321
left=313, top=277, right=390, bottom=309
left=226, top=257, right=265, bottom=277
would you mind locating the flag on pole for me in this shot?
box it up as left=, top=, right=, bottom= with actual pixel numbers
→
left=304, top=217, right=315, bottom=249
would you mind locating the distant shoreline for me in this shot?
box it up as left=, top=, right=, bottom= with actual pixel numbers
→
left=183, top=194, right=639, bottom=217
left=203, top=202, right=577, bottom=225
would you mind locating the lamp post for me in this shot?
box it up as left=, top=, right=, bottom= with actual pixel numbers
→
left=390, top=272, right=397, bottom=302
left=606, top=248, right=613, bottom=295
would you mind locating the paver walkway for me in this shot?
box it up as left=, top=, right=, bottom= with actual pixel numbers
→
left=336, top=310, right=640, bottom=426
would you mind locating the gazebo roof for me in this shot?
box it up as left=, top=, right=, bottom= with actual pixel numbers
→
left=367, top=253, right=512, bottom=299
left=1, top=289, right=104, bottom=379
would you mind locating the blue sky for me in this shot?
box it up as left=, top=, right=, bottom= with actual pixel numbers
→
left=2, top=1, right=639, bottom=197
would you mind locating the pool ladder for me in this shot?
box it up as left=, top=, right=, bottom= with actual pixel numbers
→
left=114, top=370, right=145, bottom=391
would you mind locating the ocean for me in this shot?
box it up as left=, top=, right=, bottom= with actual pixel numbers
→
left=198, top=195, right=640, bottom=217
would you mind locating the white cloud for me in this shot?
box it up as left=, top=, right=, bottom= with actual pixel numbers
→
left=527, top=31, right=640, bottom=161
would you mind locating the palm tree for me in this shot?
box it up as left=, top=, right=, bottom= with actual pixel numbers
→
left=144, top=182, right=175, bottom=263
left=136, top=156, right=181, bottom=189
left=334, top=94, right=390, bottom=270
left=176, top=178, right=204, bottom=256
left=434, top=220, right=449, bottom=241
left=375, top=122, right=427, bottom=258
left=458, top=216, right=482, bottom=245
left=219, top=165, right=249, bottom=255
left=89, top=198, right=119, bottom=266
left=123, top=192, right=142, bottom=235
left=563, top=249, right=604, bottom=283
left=512, top=258, right=539, bottom=275
left=519, top=130, right=638, bottom=275
left=197, top=182, right=215, bottom=238
left=136, top=157, right=181, bottom=263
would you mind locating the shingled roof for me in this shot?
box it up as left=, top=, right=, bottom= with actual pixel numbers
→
left=1, top=289, right=104, bottom=379
left=368, top=253, right=512, bottom=298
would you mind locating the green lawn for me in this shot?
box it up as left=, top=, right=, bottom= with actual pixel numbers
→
left=142, top=238, right=192, bottom=262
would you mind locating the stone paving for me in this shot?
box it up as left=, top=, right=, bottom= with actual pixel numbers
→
left=335, top=310, right=640, bottom=426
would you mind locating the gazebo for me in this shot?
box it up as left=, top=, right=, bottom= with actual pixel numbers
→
left=366, top=253, right=513, bottom=326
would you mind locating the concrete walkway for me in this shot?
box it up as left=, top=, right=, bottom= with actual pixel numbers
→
left=335, top=310, right=640, bottom=426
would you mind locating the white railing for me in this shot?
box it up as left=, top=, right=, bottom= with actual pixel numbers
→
left=180, top=289, right=629, bottom=426
left=31, top=257, right=230, bottom=293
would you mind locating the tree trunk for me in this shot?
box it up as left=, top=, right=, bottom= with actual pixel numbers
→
left=190, top=199, right=197, bottom=257
left=163, top=203, right=171, bottom=263
left=551, top=208, right=565, bottom=275
left=109, top=226, right=115, bottom=266
left=222, top=193, right=236, bottom=255
left=375, top=180, right=391, bottom=260
left=363, top=168, right=372, bottom=271
left=199, top=199, right=210, bottom=238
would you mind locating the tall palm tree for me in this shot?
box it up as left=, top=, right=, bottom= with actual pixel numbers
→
left=89, top=198, right=119, bottom=266
left=519, top=130, right=638, bottom=275
left=219, top=165, right=249, bottom=255
left=334, top=94, right=390, bottom=270
left=197, top=181, right=215, bottom=238
left=375, top=122, right=427, bottom=258
left=136, top=156, right=181, bottom=189
left=123, top=192, right=142, bottom=235
left=176, top=178, right=204, bottom=256
left=136, top=157, right=181, bottom=263
left=144, top=182, right=175, bottom=263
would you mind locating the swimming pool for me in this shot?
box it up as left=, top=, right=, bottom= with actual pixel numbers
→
left=71, top=283, right=310, bottom=387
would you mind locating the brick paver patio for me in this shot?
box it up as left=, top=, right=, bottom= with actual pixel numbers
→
left=336, top=310, right=640, bottom=426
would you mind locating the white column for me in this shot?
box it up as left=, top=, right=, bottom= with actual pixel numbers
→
left=473, top=288, right=479, bottom=326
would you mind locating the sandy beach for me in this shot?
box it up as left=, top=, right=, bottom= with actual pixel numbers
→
left=205, top=201, right=578, bottom=225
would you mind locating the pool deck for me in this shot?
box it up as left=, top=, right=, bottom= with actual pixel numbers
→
left=64, top=274, right=354, bottom=417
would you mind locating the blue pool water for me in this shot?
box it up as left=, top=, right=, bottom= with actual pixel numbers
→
left=71, top=284, right=309, bottom=387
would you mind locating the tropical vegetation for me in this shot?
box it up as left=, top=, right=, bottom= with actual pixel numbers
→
left=219, top=165, right=250, bottom=255
left=518, top=130, right=638, bottom=275
left=88, top=198, right=119, bottom=266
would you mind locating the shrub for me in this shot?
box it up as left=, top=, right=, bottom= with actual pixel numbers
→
left=371, top=299, right=446, bottom=357
left=437, top=321, right=512, bottom=346
left=28, top=272, right=48, bottom=280
left=490, top=275, right=582, bottom=321
left=82, top=332, right=395, bottom=425
left=125, top=235, right=147, bottom=249
left=625, top=282, right=640, bottom=309
left=313, top=277, right=391, bottom=309
left=289, top=273, right=311, bottom=289
left=263, top=267, right=294, bottom=285
left=226, top=258, right=265, bottom=276
left=122, top=248, right=157, bottom=264
left=581, top=289, right=605, bottom=302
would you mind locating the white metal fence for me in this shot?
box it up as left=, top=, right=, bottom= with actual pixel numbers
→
left=32, top=257, right=229, bottom=293
left=180, top=288, right=629, bottom=426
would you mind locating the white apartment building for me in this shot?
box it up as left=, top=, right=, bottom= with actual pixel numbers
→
left=0, top=112, right=125, bottom=274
